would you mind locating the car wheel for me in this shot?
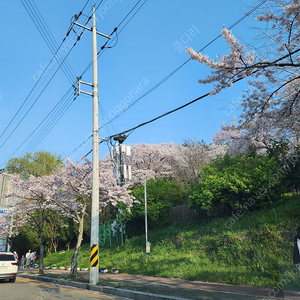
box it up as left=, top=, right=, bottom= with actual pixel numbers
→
left=9, top=277, right=16, bottom=283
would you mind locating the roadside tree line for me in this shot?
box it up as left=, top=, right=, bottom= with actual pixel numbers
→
left=2, top=138, right=299, bottom=274
left=1, top=142, right=223, bottom=273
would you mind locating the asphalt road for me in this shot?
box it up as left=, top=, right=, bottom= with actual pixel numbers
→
left=0, top=278, right=132, bottom=300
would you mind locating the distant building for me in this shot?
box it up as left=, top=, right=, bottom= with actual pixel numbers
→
left=0, top=174, right=13, bottom=207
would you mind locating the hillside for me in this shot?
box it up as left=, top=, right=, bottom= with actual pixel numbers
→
left=43, top=194, right=300, bottom=290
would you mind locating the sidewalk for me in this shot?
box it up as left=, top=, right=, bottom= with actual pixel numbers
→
left=17, top=268, right=300, bottom=300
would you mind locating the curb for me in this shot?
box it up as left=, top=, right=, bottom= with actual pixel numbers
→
left=17, top=271, right=300, bottom=300
left=18, top=273, right=193, bottom=300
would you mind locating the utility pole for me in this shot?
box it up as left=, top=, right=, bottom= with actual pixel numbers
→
left=7, top=192, right=15, bottom=253
left=144, top=178, right=148, bottom=257
left=144, top=178, right=150, bottom=258
left=90, top=5, right=99, bottom=285
left=74, top=6, right=111, bottom=285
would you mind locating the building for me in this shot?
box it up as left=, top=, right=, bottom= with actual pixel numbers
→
left=0, top=174, right=13, bottom=207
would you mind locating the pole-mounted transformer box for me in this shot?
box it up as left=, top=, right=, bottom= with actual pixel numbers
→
left=111, top=145, right=131, bottom=186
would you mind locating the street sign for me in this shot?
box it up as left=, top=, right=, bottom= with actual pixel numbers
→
left=0, top=209, right=8, bottom=214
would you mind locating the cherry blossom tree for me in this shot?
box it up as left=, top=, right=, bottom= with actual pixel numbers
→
left=186, top=0, right=300, bottom=152
left=130, top=142, right=225, bottom=185
left=6, top=173, right=59, bottom=274
left=3, top=154, right=133, bottom=275
left=212, top=120, right=275, bottom=154
left=52, top=157, right=133, bottom=275
left=172, top=140, right=225, bottom=183
left=51, top=158, right=92, bottom=274
left=130, top=143, right=179, bottom=185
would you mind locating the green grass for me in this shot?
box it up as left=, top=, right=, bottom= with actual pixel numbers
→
left=43, top=194, right=300, bottom=289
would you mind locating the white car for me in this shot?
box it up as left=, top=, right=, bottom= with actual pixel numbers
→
left=0, top=252, right=18, bottom=283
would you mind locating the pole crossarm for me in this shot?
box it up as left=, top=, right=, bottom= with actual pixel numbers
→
left=74, top=22, right=111, bottom=40
left=75, top=80, right=93, bottom=97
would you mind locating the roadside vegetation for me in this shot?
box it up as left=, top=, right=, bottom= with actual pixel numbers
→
left=6, top=141, right=300, bottom=291
left=43, top=194, right=300, bottom=290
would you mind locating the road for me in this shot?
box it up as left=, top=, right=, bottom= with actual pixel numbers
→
left=0, top=278, right=132, bottom=300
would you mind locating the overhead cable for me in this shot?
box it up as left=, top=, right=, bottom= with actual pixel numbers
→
left=97, top=0, right=268, bottom=132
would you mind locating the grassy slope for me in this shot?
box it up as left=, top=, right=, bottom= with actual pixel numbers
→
left=43, top=194, right=300, bottom=289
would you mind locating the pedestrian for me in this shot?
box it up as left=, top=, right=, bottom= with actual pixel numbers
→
left=31, top=250, right=37, bottom=268
left=25, top=250, right=31, bottom=268
left=20, top=255, right=25, bottom=269
left=293, top=226, right=300, bottom=275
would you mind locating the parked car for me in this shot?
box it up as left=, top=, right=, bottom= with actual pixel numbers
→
left=0, top=252, right=18, bottom=283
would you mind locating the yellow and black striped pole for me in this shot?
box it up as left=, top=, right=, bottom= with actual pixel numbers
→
left=90, top=244, right=99, bottom=268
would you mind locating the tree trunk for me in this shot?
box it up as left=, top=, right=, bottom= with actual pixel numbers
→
left=53, top=238, right=58, bottom=253
left=70, top=246, right=80, bottom=275
left=38, top=238, right=44, bottom=274
left=70, top=204, right=86, bottom=275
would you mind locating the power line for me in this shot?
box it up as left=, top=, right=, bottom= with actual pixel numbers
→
left=42, top=0, right=267, bottom=164
left=24, top=95, right=75, bottom=155
left=97, top=0, right=268, bottom=132
left=70, top=0, right=264, bottom=159
left=1, top=0, right=145, bottom=166
left=14, top=1, right=95, bottom=157
left=0, top=36, right=70, bottom=143
left=0, top=41, right=79, bottom=149
left=0, top=1, right=94, bottom=150
left=0, top=6, right=79, bottom=145
left=0, top=88, right=75, bottom=167
left=22, top=91, right=75, bottom=154
left=2, top=0, right=142, bottom=166
left=117, top=0, right=141, bottom=27
left=81, top=89, right=213, bottom=158
left=65, top=0, right=148, bottom=159
left=22, top=0, right=77, bottom=83
left=80, top=0, right=147, bottom=78
left=95, top=0, right=105, bottom=11
left=80, top=1, right=270, bottom=158
left=65, top=1, right=144, bottom=159
left=21, top=3, right=111, bottom=155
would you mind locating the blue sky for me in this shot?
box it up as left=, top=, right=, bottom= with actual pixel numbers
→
left=0, top=0, right=258, bottom=166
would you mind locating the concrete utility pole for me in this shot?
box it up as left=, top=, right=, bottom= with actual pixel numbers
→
left=74, top=6, right=111, bottom=285
left=7, top=192, right=15, bottom=253
left=90, top=5, right=100, bottom=286
left=144, top=178, right=151, bottom=259
left=144, top=178, right=148, bottom=246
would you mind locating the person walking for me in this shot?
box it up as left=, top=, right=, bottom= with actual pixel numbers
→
left=25, top=250, right=31, bottom=268
left=20, top=255, right=25, bottom=269
left=31, top=250, right=37, bottom=268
